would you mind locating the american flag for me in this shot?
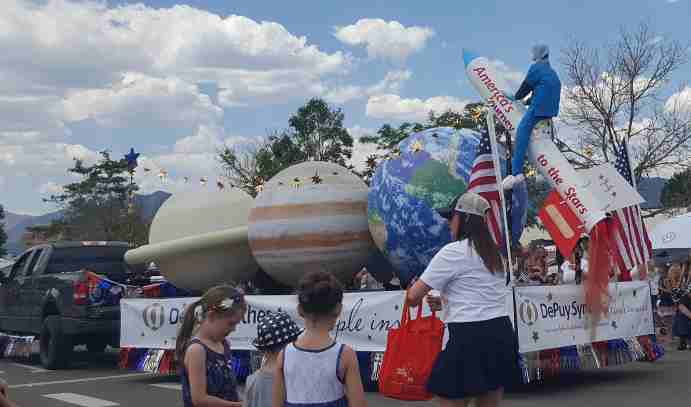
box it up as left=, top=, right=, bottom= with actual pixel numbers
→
left=611, top=138, right=653, bottom=273
left=468, top=131, right=503, bottom=245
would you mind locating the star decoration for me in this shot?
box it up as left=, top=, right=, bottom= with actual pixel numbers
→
left=633, top=289, right=637, bottom=297
left=546, top=292, right=553, bottom=302
left=410, top=140, right=424, bottom=153
left=311, top=171, right=323, bottom=184
left=124, top=148, right=140, bottom=172
left=332, top=171, right=339, bottom=176
left=394, top=305, right=399, bottom=311
left=200, top=177, right=208, bottom=186
left=532, top=331, right=540, bottom=342
left=277, top=181, right=284, bottom=186
left=431, top=132, right=439, bottom=138
left=584, top=147, right=594, bottom=158
left=290, top=177, right=302, bottom=188
left=183, top=177, right=189, bottom=183
left=143, top=167, right=151, bottom=172
left=611, top=321, right=618, bottom=329
left=470, top=106, right=484, bottom=122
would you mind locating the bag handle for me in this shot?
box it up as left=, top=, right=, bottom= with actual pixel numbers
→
left=402, top=291, right=438, bottom=323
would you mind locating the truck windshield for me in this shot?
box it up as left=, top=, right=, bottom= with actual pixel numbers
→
left=45, top=246, right=129, bottom=281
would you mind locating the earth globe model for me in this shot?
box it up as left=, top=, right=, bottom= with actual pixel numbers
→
left=248, top=161, right=375, bottom=287
left=368, top=126, right=499, bottom=284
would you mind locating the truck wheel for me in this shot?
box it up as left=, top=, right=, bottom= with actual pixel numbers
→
left=86, top=339, right=108, bottom=354
left=40, top=316, right=72, bottom=369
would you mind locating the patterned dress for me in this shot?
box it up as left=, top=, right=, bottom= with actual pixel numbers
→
left=181, top=338, right=240, bottom=406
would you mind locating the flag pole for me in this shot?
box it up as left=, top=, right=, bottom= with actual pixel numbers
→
left=486, top=109, right=514, bottom=277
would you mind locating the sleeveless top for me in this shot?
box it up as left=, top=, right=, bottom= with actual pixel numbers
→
left=283, top=342, right=347, bottom=407
left=181, top=338, right=239, bottom=407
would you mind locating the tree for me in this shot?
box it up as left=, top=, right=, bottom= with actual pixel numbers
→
left=661, top=169, right=691, bottom=212
left=0, top=205, right=7, bottom=258
left=289, top=98, right=354, bottom=166
left=44, top=151, right=148, bottom=243
left=558, top=23, right=690, bottom=183
left=220, top=98, right=354, bottom=196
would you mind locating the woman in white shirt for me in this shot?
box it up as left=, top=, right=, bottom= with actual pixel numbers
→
left=408, top=192, right=519, bottom=407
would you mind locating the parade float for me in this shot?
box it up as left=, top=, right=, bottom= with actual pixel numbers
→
left=112, top=51, right=663, bottom=385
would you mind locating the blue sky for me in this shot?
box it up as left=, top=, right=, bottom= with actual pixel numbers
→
left=1, top=0, right=690, bottom=214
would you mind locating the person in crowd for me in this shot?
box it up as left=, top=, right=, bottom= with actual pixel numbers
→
left=672, top=286, right=691, bottom=350
left=0, top=379, right=20, bottom=407
left=353, top=267, right=383, bottom=291
left=273, top=271, right=366, bottom=407
left=502, top=44, right=561, bottom=250
left=525, top=244, right=548, bottom=284
left=383, top=276, right=401, bottom=291
left=408, top=192, right=519, bottom=407
left=544, top=269, right=560, bottom=286
left=245, top=312, right=302, bottom=407
left=561, top=247, right=588, bottom=285
left=659, top=266, right=676, bottom=317
left=649, top=265, right=660, bottom=310
left=176, top=285, right=246, bottom=407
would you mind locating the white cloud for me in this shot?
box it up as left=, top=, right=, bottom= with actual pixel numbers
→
left=1, top=0, right=353, bottom=212
left=38, top=182, right=63, bottom=195
left=2, top=1, right=348, bottom=106
left=366, top=94, right=469, bottom=121
left=325, top=70, right=412, bottom=104
left=347, top=126, right=379, bottom=171
left=489, top=60, right=524, bottom=90
left=665, top=87, right=691, bottom=113
left=61, top=73, right=222, bottom=130
left=173, top=125, right=225, bottom=154
left=334, top=19, right=434, bottom=62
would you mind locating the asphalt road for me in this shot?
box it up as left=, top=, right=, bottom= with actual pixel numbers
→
left=1, top=347, right=690, bottom=407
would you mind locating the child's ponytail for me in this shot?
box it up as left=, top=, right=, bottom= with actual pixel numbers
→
left=175, top=299, right=203, bottom=365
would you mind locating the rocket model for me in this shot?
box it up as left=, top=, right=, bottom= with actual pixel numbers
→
left=462, top=49, right=606, bottom=232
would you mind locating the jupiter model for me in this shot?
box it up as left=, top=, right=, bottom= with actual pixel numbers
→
left=248, top=161, right=375, bottom=287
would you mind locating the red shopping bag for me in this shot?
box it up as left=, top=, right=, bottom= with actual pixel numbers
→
left=378, top=297, right=445, bottom=401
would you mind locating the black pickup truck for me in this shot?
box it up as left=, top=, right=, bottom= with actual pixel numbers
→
left=0, top=241, right=133, bottom=369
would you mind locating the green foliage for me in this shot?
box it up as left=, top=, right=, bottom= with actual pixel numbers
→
left=0, top=205, right=7, bottom=257
left=43, top=151, right=148, bottom=244
left=661, top=168, right=691, bottom=210
left=220, top=98, right=353, bottom=197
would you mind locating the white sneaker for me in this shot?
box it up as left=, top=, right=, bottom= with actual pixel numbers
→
left=502, top=174, right=525, bottom=190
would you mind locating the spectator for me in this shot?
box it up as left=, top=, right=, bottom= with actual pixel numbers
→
left=353, top=267, right=383, bottom=291
left=0, top=379, right=19, bottom=407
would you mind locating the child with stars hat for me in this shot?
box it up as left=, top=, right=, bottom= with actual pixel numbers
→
left=244, top=312, right=302, bottom=407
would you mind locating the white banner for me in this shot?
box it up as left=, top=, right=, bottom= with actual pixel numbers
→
left=122, top=283, right=654, bottom=353
left=513, top=281, right=654, bottom=353
left=121, top=291, right=412, bottom=352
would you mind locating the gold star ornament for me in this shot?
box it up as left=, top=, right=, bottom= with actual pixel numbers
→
left=410, top=140, right=424, bottom=153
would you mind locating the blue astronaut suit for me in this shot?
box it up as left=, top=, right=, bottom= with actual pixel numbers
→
left=512, top=45, right=561, bottom=176
left=507, top=45, right=561, bottom=249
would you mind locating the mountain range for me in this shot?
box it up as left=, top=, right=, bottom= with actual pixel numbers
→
left=2, top=191, right=171, bottom=256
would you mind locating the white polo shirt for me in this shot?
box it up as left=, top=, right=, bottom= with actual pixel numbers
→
left=420, top=239, right=509, bottom=323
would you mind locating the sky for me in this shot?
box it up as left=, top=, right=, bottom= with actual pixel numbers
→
left=1, top=0, right=690, bottom=215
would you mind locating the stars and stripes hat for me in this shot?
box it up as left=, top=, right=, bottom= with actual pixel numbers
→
left=437, top=191, right=490, bottom=219
left=252, top=312, right=302, bottom=350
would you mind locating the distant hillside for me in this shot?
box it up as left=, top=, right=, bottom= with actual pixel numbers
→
left=3, top=191, right=171, bottom=255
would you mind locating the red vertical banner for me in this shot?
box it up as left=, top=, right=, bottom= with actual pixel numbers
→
left=538, top=191, right=584, bottom=259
